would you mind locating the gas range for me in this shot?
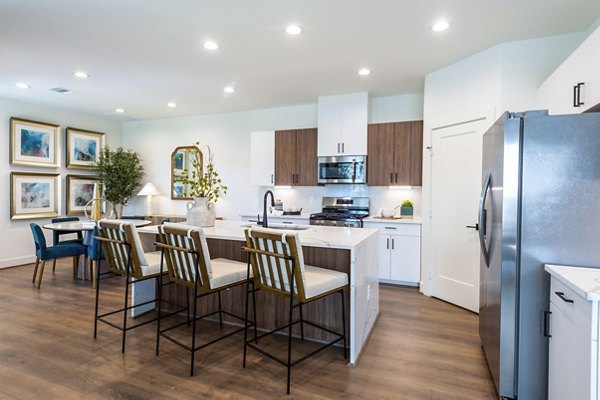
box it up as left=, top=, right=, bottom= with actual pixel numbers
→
left=309, top=197, right=369, bottom=228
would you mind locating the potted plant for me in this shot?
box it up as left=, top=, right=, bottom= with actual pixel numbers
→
left=96, top=146, right=145, bottom=218
left=176, top=142, right=227, bottom=227
left=400, top=199, right=414, bottom=218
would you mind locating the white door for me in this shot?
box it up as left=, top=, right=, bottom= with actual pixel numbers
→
left=430, top=117, right=489, bottom=312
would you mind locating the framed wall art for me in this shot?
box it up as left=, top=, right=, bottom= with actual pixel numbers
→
left=66, top=174, right=100, bottom=216
left=66, top=127, right=105, bottom=169
left=11, top=172, right=60, bottom=220
left=10, top=117, right=59, bottom=168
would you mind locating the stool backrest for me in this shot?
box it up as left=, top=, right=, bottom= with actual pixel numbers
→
left=97, top=220, right=146, bottom=279
left=157, top=223, right=212, bottom=290
left=244, top=228, right=307, bottom=302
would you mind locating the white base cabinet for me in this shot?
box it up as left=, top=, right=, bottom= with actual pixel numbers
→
left=546, top=266, right=600, bottom=400
left=364, top=222, right=421, bottom=286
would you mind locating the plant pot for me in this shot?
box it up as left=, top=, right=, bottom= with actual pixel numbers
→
left=400, top=206, right=413, bottom=218
left=186, top=197, right=216, bottom=227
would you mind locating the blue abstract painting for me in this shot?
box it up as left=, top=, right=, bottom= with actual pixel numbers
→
left=21, top=182, right=50, bottom=209
left=73, top=137, right=98, bottom=162
left=21, top=129, right=49, bottom=158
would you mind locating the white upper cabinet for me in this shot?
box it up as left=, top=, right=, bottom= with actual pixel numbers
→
left=537, top=25, right=600, bottom=115
left=250, top=130, right=275, bottom=186
left=317, top=93, right=368, bottom=156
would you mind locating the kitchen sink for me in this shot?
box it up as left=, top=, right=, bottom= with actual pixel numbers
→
left=240, top=223, right=310, bottom=231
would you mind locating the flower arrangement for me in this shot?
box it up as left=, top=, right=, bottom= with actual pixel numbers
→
left=176, top=142, right=227, bottom=202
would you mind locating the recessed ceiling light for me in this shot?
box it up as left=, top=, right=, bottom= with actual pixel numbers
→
left=203, top=40, right=219, bottom=50
left=431, top=20, right=450, bottom=32
left=167, top=102, right=176, bottom=108
left=358, top=68, right=371, bottom=76
left=285, top=25, right=303, bottom=35
left=224, top=86, right=234, bottom=93
left=16, top=82, right=30, bottom=89
left=115, top=108, right=125, bottom=113
left=74, top=71, right=89, bottom=79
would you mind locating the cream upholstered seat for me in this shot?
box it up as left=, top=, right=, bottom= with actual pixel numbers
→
left=93, top=220, right=171, bottom=353
left=155, top=223, right=253, bottom=376
left=243, top=227, right=348, bottom=394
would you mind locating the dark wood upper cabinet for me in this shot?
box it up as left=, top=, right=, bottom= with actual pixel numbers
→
left=274, top=128, right=317, bottom=186
left=367, top=121, right=423, bottom=186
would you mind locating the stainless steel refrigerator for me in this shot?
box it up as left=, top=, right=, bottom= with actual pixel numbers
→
left=478, top=110, right=600, bottom=399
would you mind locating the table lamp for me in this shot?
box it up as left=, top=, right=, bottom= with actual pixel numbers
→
left=138, top=182, right=161, bottom=215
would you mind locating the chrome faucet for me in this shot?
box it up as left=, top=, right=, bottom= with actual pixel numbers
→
left=262, top=190, right=275, bottom=228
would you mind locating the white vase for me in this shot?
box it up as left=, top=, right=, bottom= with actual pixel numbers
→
left=186, top=197, right=216, bottom=227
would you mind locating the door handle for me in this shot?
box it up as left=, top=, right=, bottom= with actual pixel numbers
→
left=555, top=291, right=574, bottom=303
left=478, top=173, right=492, bottom=267
left=466, top=224, right=479, bottom=230
left=543, top=311, right=552, bottom=338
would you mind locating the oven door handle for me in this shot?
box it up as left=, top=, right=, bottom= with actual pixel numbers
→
left=352, top=158, right=357, bottom=182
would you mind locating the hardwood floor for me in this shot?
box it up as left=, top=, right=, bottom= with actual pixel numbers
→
left=0, top=261, right=497, bottom=399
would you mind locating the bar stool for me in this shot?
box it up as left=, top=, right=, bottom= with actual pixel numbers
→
left=243, top=228, right=348, bottom=394
left=155, top=223, right=255, bottom=376
left=94, top=220, right=176, bottom=353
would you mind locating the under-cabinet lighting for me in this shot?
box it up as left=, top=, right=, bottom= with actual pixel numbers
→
left=389, top=186, right=412, bottom=190
left=274, top=186, right=292, bottom=189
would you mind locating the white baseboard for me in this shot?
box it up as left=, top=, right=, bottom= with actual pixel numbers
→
left=0, top=255, right=36, bottom=269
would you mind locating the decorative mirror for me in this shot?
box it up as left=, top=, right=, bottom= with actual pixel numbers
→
left=171, top=146, right=203, bottom=200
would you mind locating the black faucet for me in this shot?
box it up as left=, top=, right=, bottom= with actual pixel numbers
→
left=263, top=190, right=275, bottom=228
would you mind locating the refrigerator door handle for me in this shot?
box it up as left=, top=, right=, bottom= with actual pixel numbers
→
left=478, top=173, right=492, bottom=267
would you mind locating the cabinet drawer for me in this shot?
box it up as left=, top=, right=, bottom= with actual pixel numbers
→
left=364, top=223, right=421, bottom=236
left=550, top=278, right=594, bottom=339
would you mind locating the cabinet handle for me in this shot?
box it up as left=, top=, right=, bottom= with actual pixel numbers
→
left=555, top=291, right=574, bottom=303
left=543, top=310, right=552, bottom=338
left=395, top=172, right=398, bottom=183
left=271, top=174, right=274, bottom=184
left=292, top=174, right=295, bottom=184
left=390, top=173, right=394, bottom=183
left=337, top=143, right=341, bottom=153
left=386, top=238, right=389, bottom=249
left=391, top=238, right=395, bottom=250
left=342, top=142, right=345, bottom=153
left=574, top=82, right=585, bottom=107
left=295, top=174, right=299, bottom=184
left=384, top=226, right=397, bottom=230
left=573, top=84, right=578, bottom=107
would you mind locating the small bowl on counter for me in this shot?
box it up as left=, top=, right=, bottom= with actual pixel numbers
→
left=380, top=208, right=396, bottom=218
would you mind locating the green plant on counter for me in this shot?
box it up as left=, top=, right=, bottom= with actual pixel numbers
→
left=401, top=199, right=413, bottom=208
left=96, top=146, right=145, bottom=214
left=176, top=142, right=227, bottom=202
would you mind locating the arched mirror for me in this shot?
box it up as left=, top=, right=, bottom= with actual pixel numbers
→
left=171, top=146, right=203, bottom=200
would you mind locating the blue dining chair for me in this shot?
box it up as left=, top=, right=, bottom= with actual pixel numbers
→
left=51, top=216, right=84, bottom=273
left=87, top=226, right=104, bottom=289
left=30, top=223, right=87, bottom=289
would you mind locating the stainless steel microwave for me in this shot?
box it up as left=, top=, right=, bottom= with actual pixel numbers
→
left=317, top=155, right=367, bottom=184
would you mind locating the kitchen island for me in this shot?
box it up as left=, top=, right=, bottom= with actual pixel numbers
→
left=136, top=220, right=379, bottom=365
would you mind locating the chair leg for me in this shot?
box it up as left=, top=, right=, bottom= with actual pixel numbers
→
left=190, top=284, right=198, bottom=376
left=122, top=276, right=130, bottom=354
left=32, top=257, right=40, bottom=283
left=92, top=260, right=97, bottom=289
left=252, top=282, right=258, bottom=343
left=93, top=259, right=101, bottom=339
left=341, top=289, right=347, bottom=360
left=186, top=286, right=190, bottom=326
left=52, top=259, right=56, bottom=273
left=243, top=281, right=251, bottom=368
left=156, top=275, right=162, bottom=356
left=287, top=293, right=294, bottom=395
left=299, top=303, right=305, bottom=342
left=37, top=261, right=47, bottom=289
left=72, top=256, right=78, bottom=279
left=218, top=291, right=223, bottom=329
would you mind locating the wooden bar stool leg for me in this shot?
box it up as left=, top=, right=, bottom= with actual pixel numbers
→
left=32, top=257, right=40, bottom=283
left=92, top=260, right=97, bottom=289
left=37, top=261, right=46, bottom=289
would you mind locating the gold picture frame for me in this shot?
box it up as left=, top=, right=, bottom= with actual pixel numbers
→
left=10, top=117, right=59, bottom=168
left=11, top=172, right=60, bottom=220
left=66, top=174, right=101, bottom=216
left=66, top=127, right=105, bottom=169
left=171, top=145, right=203, bottom=200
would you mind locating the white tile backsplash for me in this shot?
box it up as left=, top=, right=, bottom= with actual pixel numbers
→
left=261, top=185, right=422, bottom=217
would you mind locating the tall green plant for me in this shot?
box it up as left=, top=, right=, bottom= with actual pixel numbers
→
left=176, top=142, right=227, bottom=202
left=96, top=146, right=145, bottom=207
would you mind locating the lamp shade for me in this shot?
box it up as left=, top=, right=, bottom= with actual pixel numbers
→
left=138, top=182, right=161, bottom=196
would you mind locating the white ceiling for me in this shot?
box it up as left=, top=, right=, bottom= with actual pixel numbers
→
left=1, top=0, right=600, bottom=121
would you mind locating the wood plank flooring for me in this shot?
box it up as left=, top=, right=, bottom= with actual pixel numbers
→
left=0, top=261, right=497, bottom=399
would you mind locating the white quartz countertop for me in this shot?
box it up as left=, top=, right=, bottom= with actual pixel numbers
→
left=138, top=219, right=377, bottom=250
left=239, top=212, right=312, bottom=220
left=363, top=216, right=422, bottom=224
left=545, top=264, right=600, bottom=301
